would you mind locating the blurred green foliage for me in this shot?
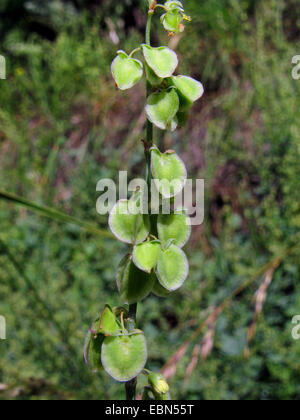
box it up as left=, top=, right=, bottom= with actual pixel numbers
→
left=0, top=0, right=300, bottom=400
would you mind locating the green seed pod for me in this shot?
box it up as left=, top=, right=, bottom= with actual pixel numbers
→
left=98, top=305, right=123, bottom=336
left=171, top=75, right=204, bottom=103
left=84, top=330, right=104, bottom=373
left=165, top=0, right=184, bottom=11
left=148, top=372, right=169, bottom=395
left=151, top=146, right=187, bottom=198
left=116, top=255, right=155, bottom=304
left=157, top=209, right=191, bottom=248
left=145, top=64, right=163, bottom=87
left=152, top=277, right=172, bottom=298
left=101, top=333, right=147, bottom=382
left=146, top=89, right=179, bottom=131
left=109, top=199, right=150, bottom=245
left=111, top=50, right=143, bottom=90
left=133, top=240, right=161, bottom=273
left=156, top=244, right=189, bottom=291
left=154, top=391, right=172, bottom=400
left=161, top=11, right=182, bottom=33
left=177, top=94, right=193, bottom=112
left=142, top=45, right=178, bottom=78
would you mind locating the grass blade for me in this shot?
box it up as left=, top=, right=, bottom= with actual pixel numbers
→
left=0, top=189, right=114, bottom=238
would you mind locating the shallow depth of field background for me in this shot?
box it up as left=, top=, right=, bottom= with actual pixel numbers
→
left=0, top=0, right=300, bottom=400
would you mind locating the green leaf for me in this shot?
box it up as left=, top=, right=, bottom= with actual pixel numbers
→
left=84, top=331, right=104, bottom=373
left=152, top=277, right=172, bottom=298
left=142, top=45, right=178, bottom=78
left=157, top=209, right=191, bottom=248
left=133, top=241, right=161, bottom=273
left=99, top=305, right=122, bottom=336
left=146, top=89, right=179, bottom=131
left=171, top=75, right=204, bottom=102
left=101, top=333, right=147, bottom=382
left=109, top=199, right=150, bottom=245
left=111, top=50, right=143, bottom=90
left=156, top=244, right=189, bottom=291
left=151, top=147, right=187, bottom=198
left=116, top=255, right=155, bottom=304
left=145, top=64, right=163, bottom=87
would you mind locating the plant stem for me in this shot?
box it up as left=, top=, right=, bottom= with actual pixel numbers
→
left=125, top=303, right=138, bottom=400
left=145, top=10, right=154, bottom=189
left=124, top=9, right=154, bottom=401
left=146, top=10, right=153, bottom=46
left=125, top=376, right=138, bottom=400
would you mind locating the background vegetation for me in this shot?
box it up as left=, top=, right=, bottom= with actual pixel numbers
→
left=0, top=0, right=300, bottom=400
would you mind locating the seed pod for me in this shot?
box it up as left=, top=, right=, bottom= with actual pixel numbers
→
left=157, top=209, right=191, bottom=248
left=156, top=244, right=189, bottom=291
left=116, top=255, right=155, bottom=304
left=145, top=64, right=163, bottom=87
left=152, top=277, right=172, bottom=298
left=146, top=89, right=179, bottom=131
left=109, top=199, right=150, bottom=245
left=142, top=45, right=178, bottom=78
left=151, top=146, right=187, bottom=198
left=98, top=305, right=123, bottom=336
left=111, top=50, right=143, bottom=90
left=84, top=330, right=104, bottom=373
left=161, top=10, right=182, bottom=33
left=148, top=372, right=169, bottom=394
left=171, top=75, right=204, bottom=103
left=133, top=240, right=161, bottom=273
left=101, top=332, right=147, bottom=382
left=165, top=1, right=184, bottom=11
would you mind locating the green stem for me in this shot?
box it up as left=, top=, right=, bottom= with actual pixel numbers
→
left=145, top=10, right=154, bottom=191
left=125, top=10, right=154, bottom=401
left=146, top=11, right=153, bottom=46
left=125, top=303, right=138, bottom=400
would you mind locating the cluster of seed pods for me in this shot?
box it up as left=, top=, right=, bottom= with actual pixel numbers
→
left=84, top=1, right=204, bottom=400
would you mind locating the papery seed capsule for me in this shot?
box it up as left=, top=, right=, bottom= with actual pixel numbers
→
left=142, top=45, right=178, bottom=78
left=101, top=333, right=147, bottom=382
left=111, top=50, right=143, bottom=90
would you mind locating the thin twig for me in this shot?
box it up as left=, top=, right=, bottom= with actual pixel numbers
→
left=244, top=267, right=275, bottom=359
